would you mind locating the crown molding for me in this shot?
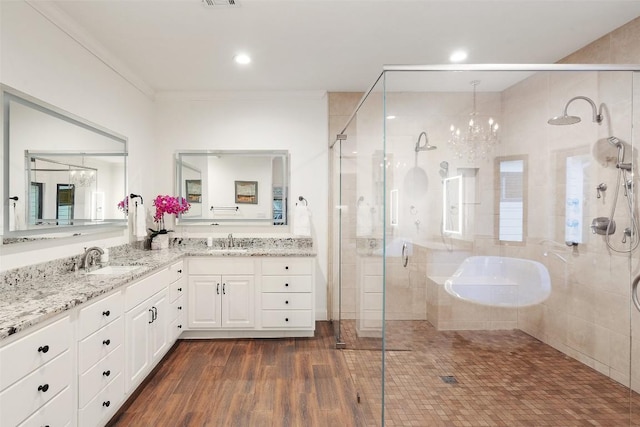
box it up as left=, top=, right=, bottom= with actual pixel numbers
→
left=25, top=0, right=156, bottom=100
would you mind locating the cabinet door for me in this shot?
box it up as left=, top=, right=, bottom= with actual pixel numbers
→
left=150, top=292, right=168, bottom=362
left=221, top=275, right=255, bottom=328
left=124, top=303, right=151, bottom=391
left=188, top=275, right=221, bottom=328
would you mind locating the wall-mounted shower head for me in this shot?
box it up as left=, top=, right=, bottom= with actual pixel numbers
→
left=608, top=136, right=623, bottom=148
left=548, top=95, right=603, bottom=126
left=415, top=131, right=437, bottom=152
left=440, top=161, right=449, bottom=170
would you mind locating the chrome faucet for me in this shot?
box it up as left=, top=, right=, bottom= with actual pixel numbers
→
left=82, top=246, right=105, bottom=271
left=227, top=233, right=235, bottom=248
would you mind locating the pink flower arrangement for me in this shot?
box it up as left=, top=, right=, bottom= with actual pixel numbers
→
left=117, top=197, right=129, bottom=214
left=153, top=195, right=191, bottom=225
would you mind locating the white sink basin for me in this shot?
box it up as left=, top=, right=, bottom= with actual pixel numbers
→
left=208, top=248, right=248, bottom=254
left=87, top=265, right=141, bottom=275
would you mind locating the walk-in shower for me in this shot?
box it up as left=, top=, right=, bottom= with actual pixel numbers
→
left=331, top=64, right=640, bottom=426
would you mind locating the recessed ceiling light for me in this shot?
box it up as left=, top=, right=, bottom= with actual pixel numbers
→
left=449, top=50, right=468, bottom=63
left=233, top=53, right=251, bottom=65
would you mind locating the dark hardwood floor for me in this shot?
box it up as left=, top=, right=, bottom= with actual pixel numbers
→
left=109, top=322, right=367, bottom=427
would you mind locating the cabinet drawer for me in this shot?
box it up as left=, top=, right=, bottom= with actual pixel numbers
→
left=78, top=291, right=123, bottom=339
left=169, top=294, right=185, bottom=321
left=262, top=275, right=312, bottom=293
left=125, top=269, right=169, bottom=312
left=78, top=317, right=124, bottom=374
left=261, top=310, right=313, bottom=328
left=189, top=258, right=254, bottom=275
left=168, top=260, right=184, bottom=284
left=262, top=293, right=313, bottom=310
left=169, top=316, right=185, bottom=342
left=262, top=258, right=312, bottom=275
left=78, top=373, right=124, bottom=427
left=18, top=385, right=72, bottom=427
left=169, top=276, right=186, bottom=303
left=0, top=351, right=72, bottom=427
left=79, top=344, right=124, bottom=409
left=0, top=316, right=71, bottom=390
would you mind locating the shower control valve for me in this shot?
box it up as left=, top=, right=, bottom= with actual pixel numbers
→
left=596, top=183, right=607, bottom=199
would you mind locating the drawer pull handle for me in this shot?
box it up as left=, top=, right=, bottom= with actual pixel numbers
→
left=285, top=283, right=289, bottom=287
left=223, top=283, right=226, bottom=295
left=102, top=310, right=111, bottom=317
left=103, top=339, right=111, bottom=346
left=103, top=370, right=111, bottom=377
left=37, top=384, right=49, bottom=392
left=103, top=401, right=111, bottom=407
left=285, top=300, right=289, bottom=304
left=178, top=287, right=183, bottom=292
left=285, top=266, right=289, bottom=270
left=37, top=345, right=50, bottom=353
left=285, top=318, right=289, bottom=322
left=217, top=283, right=220, bottom=295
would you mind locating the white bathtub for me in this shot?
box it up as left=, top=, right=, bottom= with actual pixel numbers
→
left=444, top=256, right=551, bottom=307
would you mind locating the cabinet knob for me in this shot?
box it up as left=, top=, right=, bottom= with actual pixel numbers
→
left=102, top=310, right=110, bottom=317
left=178, top=325, right=182, bottom=329
left=178, top=306, right=182, bottom=310
left=37, top=384, right=49, bottom=392
left=285, top=266, right=289, bottom=270
left=37, top=345, right=50, bottom=353
left=103, top=401, right=111, bottom=407
left=103, top=370, right=111, bottom=377
left=285, top=300, right=289, bottom=304
left=177, top=269, right=182, bottom=273
left=285, top=283, right=289, bottom=287
left=103, top=339, right=111, bottom=346
left=285, top=318, right=289, bottom=322
left=178, top=287, right=182, bottom=292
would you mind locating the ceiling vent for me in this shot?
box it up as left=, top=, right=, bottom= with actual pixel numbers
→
left=202, top=0, right=239, bottom=8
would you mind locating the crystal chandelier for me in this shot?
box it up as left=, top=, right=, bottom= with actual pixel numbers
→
left=70, top=168, right=96, bottom=187
left=448, top=80, right=499, bottom=161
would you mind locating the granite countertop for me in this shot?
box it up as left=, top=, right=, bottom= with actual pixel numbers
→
left=0, top=244, right=315, bottom=342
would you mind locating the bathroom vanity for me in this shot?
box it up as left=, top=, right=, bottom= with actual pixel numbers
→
left=0, top=241, right=315, bottom=427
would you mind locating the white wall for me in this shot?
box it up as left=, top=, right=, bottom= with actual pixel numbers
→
left=155, top=91, right=329, bottom=319
left=0, top=1, right=156, bottom=269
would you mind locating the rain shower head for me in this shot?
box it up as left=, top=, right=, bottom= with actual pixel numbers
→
left=415, top=131, right=437, bottom=152
left=548, top=96, right=603, bottom=126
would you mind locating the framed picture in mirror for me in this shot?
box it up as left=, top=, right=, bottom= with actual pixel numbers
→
left=235, top=180, right=258, bottom=204
left=185, top=179, right=202, bottom=203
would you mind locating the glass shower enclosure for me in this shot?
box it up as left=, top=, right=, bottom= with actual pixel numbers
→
left=331, top=65, right=640, bottom=425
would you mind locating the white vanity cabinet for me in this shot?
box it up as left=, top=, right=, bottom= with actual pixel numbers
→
left=124, top=267, right=171, bottom=392
left=77, top=290, right=124, bottom=427
left=167, top=261, right=186, bottom=342
left=0, top=316, right=73, bottom=427
left=187, top=258, right=255, bottom=329
left=261, top=258, right=314, bottom=330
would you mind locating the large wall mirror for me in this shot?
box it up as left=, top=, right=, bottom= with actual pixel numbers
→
left=2, top=85, right=128, bottom=242
left=175, top=150, right=289, bottom=226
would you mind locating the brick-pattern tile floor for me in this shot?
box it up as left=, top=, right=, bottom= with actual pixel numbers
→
left=340, top=320, right=640, bottom=426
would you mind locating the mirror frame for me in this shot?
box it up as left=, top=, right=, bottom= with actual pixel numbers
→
left=175, top=150, right=290, bottom=228
left=2, top=85, right=128, bottom=241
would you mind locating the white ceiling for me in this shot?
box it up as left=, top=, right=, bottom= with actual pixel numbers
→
left=47, top=0, right=640, bottom=94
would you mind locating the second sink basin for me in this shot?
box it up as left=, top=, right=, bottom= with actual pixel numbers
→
left=87, top=265, right=142, bottom=275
